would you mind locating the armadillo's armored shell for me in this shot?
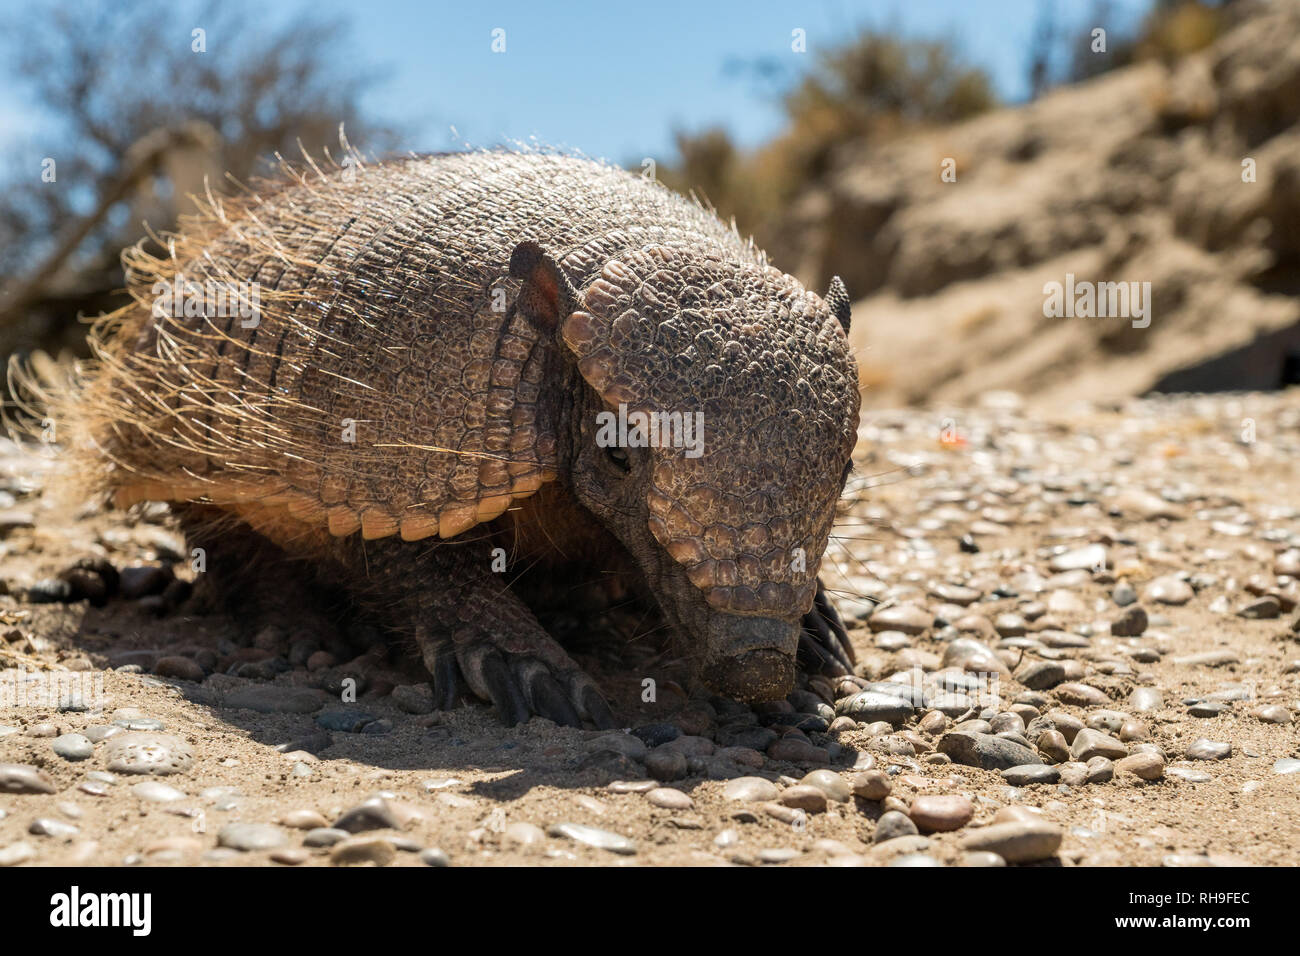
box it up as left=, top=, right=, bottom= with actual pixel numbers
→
left=83, top=152, right=750, bottom=542
left=562, top=245, right=859, bottom=614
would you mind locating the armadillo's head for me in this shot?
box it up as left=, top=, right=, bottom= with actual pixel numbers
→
left=511, top=241, right=860, bottom=702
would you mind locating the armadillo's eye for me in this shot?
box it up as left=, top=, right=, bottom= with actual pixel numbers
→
left=605, top=446, right=632, bottom=474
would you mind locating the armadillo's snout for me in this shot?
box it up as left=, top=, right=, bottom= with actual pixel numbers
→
left=700, top=616, right=798, bottom=702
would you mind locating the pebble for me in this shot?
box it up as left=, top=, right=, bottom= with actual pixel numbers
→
left=1144, top=576, right=1194, bottom=605
left=646, top=787, right=693, bottom=810
left=1272, top=759, right=1300, bottom=775
left=958, top=850, right=1007, bottom=867
left=1253, top=705, right=1292, bottom=724
left=874, top=810, right=920, bottom=843
left=154, top=656, right=205, bottom=682
left=504, top=822, right=546, bottom=845
left=1172, top=650, right=1239, bottom=668
left=835, top=691, right=914, bottom=724
left=270, top=848, right=310, bottom=865
left=217, top=823, right=287, bottom=851
left=780, top=785, right=828, bottom=814
left=131, top=781, right=185, bottom=802
left=1002, top=764, right=1060, bottom=786
left=960, top=820, right=1063, bottom=863
left=848, top=770, right=892, bottom=801
left=547, top=822, right=637, bottom=855
left=1185, top=738, right=1232, bottom=760
left=1110, top=605, right=1148, bottom=636
left=280, top=809, right=329, bottom=829
left=52, top=733, right=93, bottom=761
left=908, top=794, right=972, bottom=832
left=330, top=836, right=396, bottom=865
left=1037, top=730, right=1070, bottom=763
left=0, top=842, right=36, bottom=866
left=1017, top=661, right=1065, bottom=690
left=766, top=737, right=828, bottom=764
left=225, top=685, right=330, bottom=714
left=1050, top=544, right=1107, bottom=572
left=723, top=776, right=779, bottom=802
left=937, top=731, right=1042, bottom=770
left=29, top=818, right=79, bottom=840
left=867, top=604, right=933, bottom=634
left=420, top=848, right=451, bottom=867
left=645, top=748, right=688, bottom=781
left=1167, top=767, right=1212, bottom=783
left=800, top=769, right=851, bottom=802
left=0, top=763, right=57, bottom=794
left=104, top=733, right=194, bottom=775
left=303, top=827, right=350, bottom=847
left=1116, top=753, right=1165, bottom=780
left=1055, top=683, right=1110, bottom=707
left=1070, top=729, right=1128, bottom=761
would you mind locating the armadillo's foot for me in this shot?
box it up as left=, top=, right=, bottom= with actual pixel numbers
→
left=797, top=580, right=855, bottom=678
left=420, top=628, right=616, bottom=730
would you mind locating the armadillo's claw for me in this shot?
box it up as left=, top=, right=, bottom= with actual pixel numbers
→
left=513, top=656, right=583, bottom=728
left=798, top=580, right=855, bottom=678
left=471, top=646, right=532, bottom=726
left=429, top=639, right=462, bottom=711
left=578, top=683, right=618, bottom=730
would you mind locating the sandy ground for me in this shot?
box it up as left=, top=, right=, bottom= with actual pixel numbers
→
left=1, top=389, right=1298, bottom=867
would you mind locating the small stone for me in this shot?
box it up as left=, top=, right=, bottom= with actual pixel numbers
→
left=958, top=850, right=1006, bottom=867
left=1238, top=597, right=1281, bottom=619
left=1112, top=582, right=1138, bottom=607
left=1070, top=729, right=1128, bottom=761
left=799, top=769, right=851, bottom=803
left=908, top=794, right=972, bottom=832
left=334, top=796, right=403, bottom=833
left=780, top=785, right=828, bottom=814
left=1172, top=650, right=1239, bottom=668
left=766, top=737, right=829, bottom=764
left=330, top=836, right=396, bottom=865
left=1086, top=756, right=1115, bottom=783
left=1273, top=758, right=1300, bottom=775
left=1016, top=661, right=1065, bottom=690
left=218, top=823, right=287, bottom=851
left=131, top=781, right=185, bottom=802
left=29, top=818, right=79, bottom=840
left=1253, top=705, right=1292, bottom=724
left=1116, top=753, right=1164, bottom=781
left=52, top=733, right=93, bottom=761
left=645, top=748, right=688, bottom=782
left=270, top=848, right=309, bottom=865
left=937, top=731, right=1042, bottom=770
left=0, top=763, right=57, bottom=794
left=867, top=604, right=933, bottom=634
left=280, top=809, right=329, bottom=829
left=873, top=809, right=919, bottom=843
left=303, top=827, right=350, bottom=847
left=1002, top=764, right=1061, bottom=786
left=1144, top=576, right=1193, bottom=605
left=835, top=691, right=913, bottom=724
left=848, top=770, right=892, bottom=801
left=1110, top=605, right=1148, bottom=637
left=1055, top=683, right=1110, bottom=706
left=1185, top=738, right=1231, bottom=761
left=646, top=787, right=693, bottom=810
left=547, top=822, right=636, bottom=855
left=0, top=842, right=36, bottom=866
left=1188, top=701, right=1227, bottom=717
left=104, top=733, right=194, bottom=775
left=1050, top=545, right=1107, bottom=572
left=154, top=656, right=205, bottom=682
left=961, top=820, right=1063, bottom=863
left=419, top=847, right=451, bottom=867
left=1037, top=730, right=1070, bottom=763
left=723, top=776, right=779, bottom=802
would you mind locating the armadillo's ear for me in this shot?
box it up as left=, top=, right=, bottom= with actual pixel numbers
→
left=510, top=240, right=578, bottom=334
left=826, top=276, right=851, bottom=335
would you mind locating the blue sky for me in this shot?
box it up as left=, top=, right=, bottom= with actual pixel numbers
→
left=0, top=0, right=1152, bottom=163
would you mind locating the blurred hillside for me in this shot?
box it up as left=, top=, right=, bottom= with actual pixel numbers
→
left=765, top=0, right=1300, bottom=406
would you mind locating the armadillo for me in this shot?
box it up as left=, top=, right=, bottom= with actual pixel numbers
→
left=54, top=150, right=861, bottom=727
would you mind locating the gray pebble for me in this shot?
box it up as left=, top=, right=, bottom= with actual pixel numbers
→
left=52, top=734, right=94, bottom=762
left=547, top=822, right=637, bottom=855
left=217, top=823, right=287, bottom=851
left=104, top=733, right=194, bottom=775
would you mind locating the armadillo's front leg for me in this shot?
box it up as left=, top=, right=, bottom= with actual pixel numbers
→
left=359, top=537, right=616, bottom=729
left=798, top=579, right=856, bottom=678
